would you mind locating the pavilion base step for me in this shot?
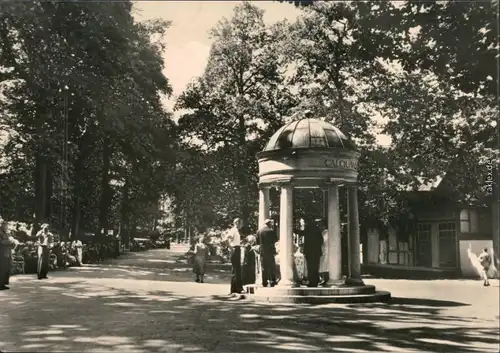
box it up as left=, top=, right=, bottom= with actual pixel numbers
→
left=245, top=291, right=391, bottom=304
left=245, top=284, right=376, bottom=296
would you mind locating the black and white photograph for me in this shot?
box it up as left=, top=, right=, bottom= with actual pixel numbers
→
left=0, top=0, right=499, bottom=352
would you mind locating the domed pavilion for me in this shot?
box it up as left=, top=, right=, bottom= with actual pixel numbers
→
left=249, top=111, right=390, bottom=303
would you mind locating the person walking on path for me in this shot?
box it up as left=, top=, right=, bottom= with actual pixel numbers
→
left=193, top=235, right=209, bottom=283
left=478, top=247, right=492, bottom=287
left=36, top=223, right=53, bottom=280
left=0, top=217, right=16, bottom=290
left=256, top=219, right=277, bottom=287
left=71, top=238, right=83, bottom=266
left=228, top=218, right=244, bottom=295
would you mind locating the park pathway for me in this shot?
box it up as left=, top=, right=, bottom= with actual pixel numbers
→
left=1, top=247, right=499, bottom=352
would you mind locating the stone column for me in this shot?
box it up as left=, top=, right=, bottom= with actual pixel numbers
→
left=258, top=187, right=271, bottom=228
left=322, top=189, right=328, bottom=221
left=346, top=185, right=364, bottom=286
left=327, top=184, right=343, bottom=284
left=279, top=184, right=295, bottom=286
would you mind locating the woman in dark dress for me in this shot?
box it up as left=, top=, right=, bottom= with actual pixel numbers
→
left=242, top=235, right=258, bottom=286
left=193, top=235, right=209, bottom=283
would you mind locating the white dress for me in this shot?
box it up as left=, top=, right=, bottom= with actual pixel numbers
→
left=319, top=230, right=328, bottom=273
left=294, top=250, right=306, bottom=281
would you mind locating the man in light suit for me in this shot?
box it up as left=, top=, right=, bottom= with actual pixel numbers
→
left=36, top=223, right=53, bottom=280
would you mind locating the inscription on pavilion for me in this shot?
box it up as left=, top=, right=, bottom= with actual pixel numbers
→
left=324, top=158, right=358, bottom=170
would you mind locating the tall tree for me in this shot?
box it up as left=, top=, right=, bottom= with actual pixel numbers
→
left=280, top=1, right=415, bottom=225
left=176, top=2, right=297, bottom=226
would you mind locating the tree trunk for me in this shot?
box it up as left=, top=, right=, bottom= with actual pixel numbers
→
left=119, top=179, right=130, bottom=231
left=119, top=178, right=130, bottom=246
left=32, top=102, right=52, bottom=235
left=236, top=116, right=250, bottom=224
left=45, top=166, right=53, bottom=224
left=492, top=166, right=499, bottom=274
left=70, top=156, right=84, bottom=239
left=71, top=197, right=81, bottom=240
left=126, top=222, right=131, bottom=248
left=131, top=217, right=137, bottom=241
left=33, top=152, right=48, bottom=234
left=153, top=200, right=159, bottom=231
left=97, top=138, right=112, bottom=237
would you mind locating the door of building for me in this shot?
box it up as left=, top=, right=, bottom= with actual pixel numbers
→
left=438, top=222, right=457, bottom=268
left=416, top=223, right=432, bottom=267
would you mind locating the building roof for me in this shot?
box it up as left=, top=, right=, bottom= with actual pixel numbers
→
left=416, top=175, right=444, bottom=191
left=263, top=114, right=356, bottom=152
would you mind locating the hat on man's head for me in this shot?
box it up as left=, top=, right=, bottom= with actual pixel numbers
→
left=41, top=223, right=49, bottom=229
left=264, top=219, right=273, bottom=225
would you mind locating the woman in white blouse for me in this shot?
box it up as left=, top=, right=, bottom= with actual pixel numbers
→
left=227, top=218, right=244, bottom=295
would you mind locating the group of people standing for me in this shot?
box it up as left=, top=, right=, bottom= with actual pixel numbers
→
left=0, top=218, right=50, bottom=289
left=235, top=216, right=331, bottom=293
left=256, top=216, right=330, bottom=288
left=0, top=217, right=85, bottom=290
left=190, top=218, right=262, bottom=294
left=190, top=216, right=331, bottom=296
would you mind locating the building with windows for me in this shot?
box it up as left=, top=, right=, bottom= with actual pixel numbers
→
left=362, top=175, right=497, bottom=278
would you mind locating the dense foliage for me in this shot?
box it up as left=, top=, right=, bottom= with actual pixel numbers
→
left=0, top=1, right=176, bottom=238
left=175, top=1, right=498, bottom=233
left=0, top=1, right=497, bottom=247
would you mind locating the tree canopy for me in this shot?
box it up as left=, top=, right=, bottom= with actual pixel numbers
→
left=0, top=1, right=176, bottom=238
left=174, top=0, right=498, bottom=232
left=0, top=0, right=496, bottom=240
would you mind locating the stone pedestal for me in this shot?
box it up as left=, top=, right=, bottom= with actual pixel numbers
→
left=245, top=284, right=390, bottom=304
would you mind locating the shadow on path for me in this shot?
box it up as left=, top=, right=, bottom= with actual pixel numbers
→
left=386, top=297, right=470, bottom=307
left=1, top=278, right=498, bottom=353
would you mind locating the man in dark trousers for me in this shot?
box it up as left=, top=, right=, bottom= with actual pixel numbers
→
left=257, top=219, right=277, bottom=287
left=228, top=218, right=244, bottom=296
left=303, top=217, right=323, bottom=287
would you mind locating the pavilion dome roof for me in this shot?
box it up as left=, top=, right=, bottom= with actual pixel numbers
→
left=263, top=114, right=356, bottom=152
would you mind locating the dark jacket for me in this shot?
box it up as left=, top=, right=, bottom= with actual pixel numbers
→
left=0, top=230, right=13, bottom=258
left=256, top=225, right=277, bottom=256
left=303, top=224, right=323, bottom=257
